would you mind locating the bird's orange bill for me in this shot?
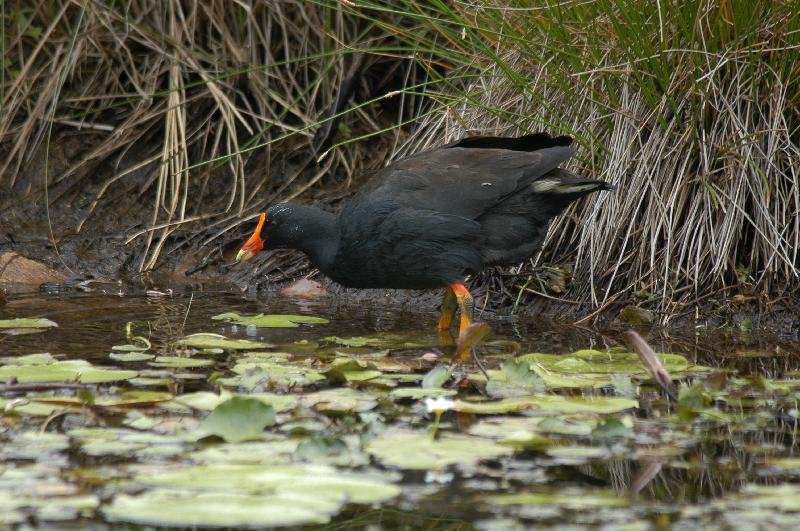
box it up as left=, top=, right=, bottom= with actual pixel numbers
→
left=235, top=212, right=266, bottom=263
left=455, top=321, right=490, bottom=362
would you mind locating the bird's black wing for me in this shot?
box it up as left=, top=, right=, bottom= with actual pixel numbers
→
left=357, top=137, right=574, bottom=220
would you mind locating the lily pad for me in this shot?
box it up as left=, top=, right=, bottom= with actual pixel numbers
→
left=226, top=359, right=325, bottom=389
left=0, top=318, right=57, bottom=329
left=322, top=357, right=382, bottom=384
left=177, top=333, right=272, bottom=350
left=454, top=395, right=638, bottom=415
left=301, top=388, right=381, bottom=414
left=366, top=428, right=513, bottom=470
left=519, top=349, right=699, bottom=377
left=149, top=356, right=214, bottom=368
left=109, top=352, right=154, bottom=362
left=212, top=312, right=329, bottom=328
left=104, top=463, right=399, bottom=527
left=489, top=489, right=628, bottom=509
left=0, top=359, right=138, bottom=384
left=485, top=359, right=546, bottom=397
left=195, top=396, right=276, bottom=442
left=321, top=335, right=423, bottom=349
left=168, top=391, right=296, bottom=413
left=390, top=387, right=458, bottom=399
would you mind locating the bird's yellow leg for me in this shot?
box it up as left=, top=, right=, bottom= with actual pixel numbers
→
left=437, top=285, right=458, bottom=332
left=450, top=282, right=474, bottom=335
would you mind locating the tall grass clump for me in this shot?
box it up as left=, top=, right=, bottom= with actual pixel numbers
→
left=337, top=0, right=800, bottom=317
left=0, top=1, right=424, bottom=270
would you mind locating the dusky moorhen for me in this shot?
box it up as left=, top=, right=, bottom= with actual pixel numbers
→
left=236, top=133, right=613, bottom=333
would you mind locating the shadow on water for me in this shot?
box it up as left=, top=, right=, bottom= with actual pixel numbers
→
left=1, top=285, right=799, bottom=528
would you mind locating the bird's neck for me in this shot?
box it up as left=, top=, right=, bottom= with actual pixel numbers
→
left=284, top=204, right=340, bottom=273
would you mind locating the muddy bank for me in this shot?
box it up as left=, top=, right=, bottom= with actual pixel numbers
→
left=2, top=135, right=798, bottom=339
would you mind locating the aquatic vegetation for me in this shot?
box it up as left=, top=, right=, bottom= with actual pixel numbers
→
left=0, top=292, right=799, bottom=527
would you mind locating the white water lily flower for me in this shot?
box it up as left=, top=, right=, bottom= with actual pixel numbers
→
left=424, top=396, right=455, bottom=414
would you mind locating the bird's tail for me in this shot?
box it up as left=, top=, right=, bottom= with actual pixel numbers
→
left=531, top=169, right=615, bottom=194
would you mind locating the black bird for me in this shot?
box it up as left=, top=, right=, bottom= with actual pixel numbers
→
left=237, top=133, right=613, bottom=335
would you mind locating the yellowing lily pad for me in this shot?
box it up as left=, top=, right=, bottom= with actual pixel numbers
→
left=367, top=428, right=513, bottom=470
left=0, top=318, right=57, bottom=329
left=177, top=333, right=272, bottom=350
left=212, top=312, right=329, bottom=327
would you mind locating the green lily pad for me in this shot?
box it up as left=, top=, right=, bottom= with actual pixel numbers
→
left=0, top=359, right=138, bottom=384
left=226, top=358, right=325, bottom=389
left=177, top=333, right=272, bottom=350
left=195, top=396, right=276, bottom=442
left=486, top=359, right=546, bottom=397
left=103, top=463, right=400, bottom=527
left=422, top=364, right=453, bottom=388
left=0, top=353, right=57, bottom=365
left=469, top=415, right=595, bottom=440
left=367, top=428, right=513, bottom=470
left=111, top=344, right=149, bottom=352
left=212, top=312, right=329, bottom=328
left=168, top=391, right=297, bottom=413
left=301, top=388, right=381, bottom=414
left=489, top=489, right=628, bottom=509
left=390, top=387, right=458, bottom=399
left=454, top=395, right=638, bottom=415
left=0, top=318, right=57, bottom=329
left=321, top=335, right=423, bottom=349
left=149, top=356, right=214, bottom=368
left=109, top=352, right=154, bottom=362
left=322, top=357, right=382, bottom=384
left=519, top=349, right=698, bottom=376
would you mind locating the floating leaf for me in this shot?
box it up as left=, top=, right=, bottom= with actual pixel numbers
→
left=111, top=344, right=149, bottom=352
left=519, top=349, right=700, bottom=376
left=0, top=318, right=57, bottom=329
left=109, top=352, right=154, bottom=362
left=390, top=387, right=457, bottom=399
left=177, top=333, right=272, bottom=350
left=367, top=428, right=513, bottom=470
left=455, top=395, right=638, bottom=415
left=322, top=357, right=381, bottom=384
left=490, top=489, right=628, bottom=509
left=168, top=391, right=296, bottom=413
left=103, top=463, right=400, bottom=527
left=227, top=359, right=325, bottom=389
left=422, top=364, right=453, bottom=388
left=321, top=335, right=422, bottom=349
left=0, top=359, right=137, bottom=384
left=485, top=359, right=546, bottom=397
left=212, top=312, right=328, bottom=327
left=301, top=388, right=381, bottom=414
left=195, top=397, right=276, bottom=442
left=149, top=356, right=214, bottom=368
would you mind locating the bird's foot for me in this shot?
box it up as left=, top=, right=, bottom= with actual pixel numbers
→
left=453, top=321, right=490, bottom=363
